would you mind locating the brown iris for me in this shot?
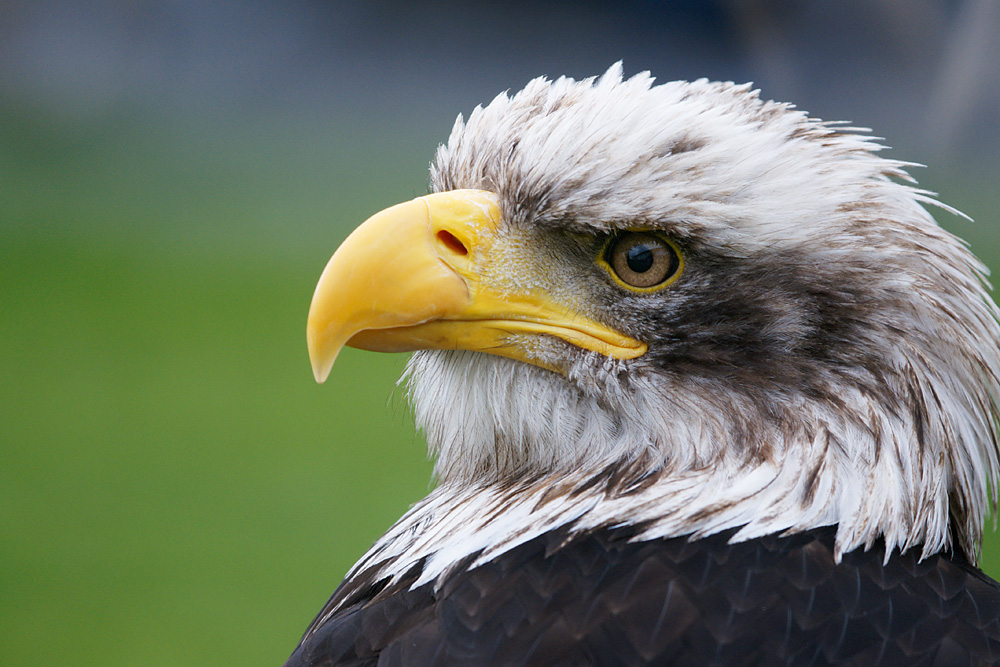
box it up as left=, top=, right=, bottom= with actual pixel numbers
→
left=605, top=232, right=682, bottom=289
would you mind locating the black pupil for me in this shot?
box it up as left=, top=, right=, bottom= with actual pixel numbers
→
left=626, top=244, right=654, bottom=273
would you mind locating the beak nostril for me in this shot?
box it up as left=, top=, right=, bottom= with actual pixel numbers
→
left=436, top=230, right=469, bottom=257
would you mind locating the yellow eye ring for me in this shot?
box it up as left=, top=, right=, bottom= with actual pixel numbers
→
left=598, top=231, right=683, bottom=292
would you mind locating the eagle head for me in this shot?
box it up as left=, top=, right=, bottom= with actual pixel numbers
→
left=307, top=64, right=1000, bottom=568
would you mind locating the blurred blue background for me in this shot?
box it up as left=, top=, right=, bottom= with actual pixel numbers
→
left=3, top=1, right=999, bottom=664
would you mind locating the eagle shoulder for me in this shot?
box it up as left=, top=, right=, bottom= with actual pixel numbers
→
left=285, top=526, right=1000, bottom=666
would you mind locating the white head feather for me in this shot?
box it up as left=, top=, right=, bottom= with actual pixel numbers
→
left=343, top=65, right=1000, bottom=593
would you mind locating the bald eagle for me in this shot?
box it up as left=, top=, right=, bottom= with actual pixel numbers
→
left=287, top=65, right=1000, bottom=665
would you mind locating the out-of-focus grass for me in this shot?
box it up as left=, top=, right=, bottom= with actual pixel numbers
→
left=0, top=230, right=435, bottom=664
left=0, top=108, right=440, bottom=665
left=2, top=106, right=1000, bottom=665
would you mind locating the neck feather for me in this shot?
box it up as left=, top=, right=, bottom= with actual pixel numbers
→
left=404, top=348, right=998, bottom=566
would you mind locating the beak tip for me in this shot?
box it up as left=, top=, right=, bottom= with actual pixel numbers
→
left=307, top=317, right=339, bottom=384
left=310, top=355, right=335, bottom=384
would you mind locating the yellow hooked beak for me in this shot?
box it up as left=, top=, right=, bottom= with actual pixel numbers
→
left=306, top=189, right=646, bottom=383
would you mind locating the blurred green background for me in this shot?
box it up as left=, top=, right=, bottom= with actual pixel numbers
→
left=3, top=2, right=1000, bottom=665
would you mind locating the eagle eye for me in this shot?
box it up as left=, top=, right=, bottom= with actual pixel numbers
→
left=603, top=232, right=682, bottom=290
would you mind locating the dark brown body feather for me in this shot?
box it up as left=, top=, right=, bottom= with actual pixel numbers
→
left=284, top=526, right=1000, bottom=666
